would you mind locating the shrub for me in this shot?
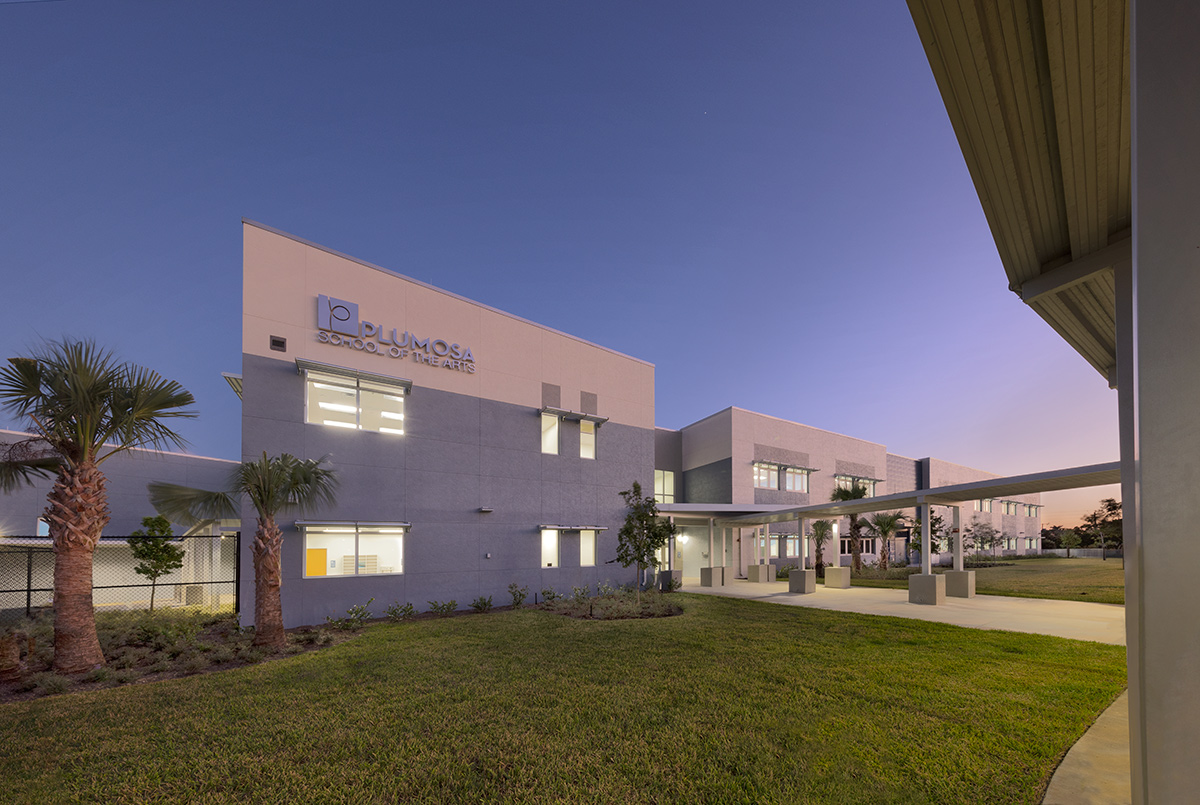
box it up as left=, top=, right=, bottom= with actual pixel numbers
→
left=470, top=596, right=493, bottom=613
left=540, top=587, right=559, bottom=603
left=238, top=647, right=266, bottom=664
left=208, top=645, right=236, bottom=664
left=508, top=583, right=529, bottom=608
left=181, top=655, right=210, bottom=675
left=598, top=581, right=618, bottom=597
left=82, top=667, right=113, bottom=684
left=326, top=598, right=375, bottom=630
left=428, top=600, right=457, bottom=615
left=775, top=563, right=798, bottom=579
left=385, top=601, right=416, bottom=622
left=570, top=585, right=591, bottom=604
left=112, top=669, right=141, bottom=685
left=31, top=673, right=70, bottom=696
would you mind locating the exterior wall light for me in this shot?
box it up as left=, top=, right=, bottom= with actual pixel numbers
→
left=478, top=506, right=494, bottom=513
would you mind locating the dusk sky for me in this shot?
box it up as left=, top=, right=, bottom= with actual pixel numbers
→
left=1, top=1, right=1118, bottom=525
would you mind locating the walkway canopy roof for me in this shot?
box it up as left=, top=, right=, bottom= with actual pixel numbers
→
left=906, top=0, right=1130, bottom=383
left=660, top=462, right=1120, bottom=527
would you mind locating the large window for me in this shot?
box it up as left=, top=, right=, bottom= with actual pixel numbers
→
left=753, top=463, right=779, bottom=489
left=840, top=538, right=876, bottom=555
left=580, top=420, right=596, bottom=459
left=301, top=523, right=405, bottom=577
left=1002, top=501, right=1018, bottom=515
left=654, top=470, right=676, bottom=504
left=1025, top=504, right=1040, bottom=517
left=834, top=475, right=876, bottom=496
left=975, top=499, right=993, bottom=513
left=541, top=529, right=559, bottom=567
left=541, top=413, right=559, bottom=455
left=304, top=369, right=406, bottom=435
left=784, top=467, right=809, bottom=493
left=580, top=530, right=596, bottom=567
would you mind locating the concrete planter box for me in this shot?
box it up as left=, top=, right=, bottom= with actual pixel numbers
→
left=700, top=566, right=723, bottom=588
left=945, top=570, right=975, bottom=598
left=824, top=566, right=851, bottom=588
left=788, top=569, right=816, bottom=594
left=908, top=573, right=946, bottom=605
left=658, top=569, right=682, bottom=591
left=725, top=566, right=738, bottom=583
left=747, top=564, right=776, bottom=583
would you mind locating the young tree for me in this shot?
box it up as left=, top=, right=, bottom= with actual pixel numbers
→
left=616, top=481, right=676, bottom=604
left=149, top=453, right=338, bottom=649
left=127, top=515, right=185, bottom=612
left=0, top=340, right=195, bottom=673
left=810, top=519, right=834, bottom=578
left=863, top=511, right=906, bottom=571
left=830, top=481, right=870, bottom=573
left=909, top=509, right=946, bottom=562
left=1059, top=528, right=1082, bottom=558
left=965, top=518, right=1000, bottom=556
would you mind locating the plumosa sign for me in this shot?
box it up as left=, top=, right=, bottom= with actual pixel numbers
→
left=315, top=294, right=477, bottom=373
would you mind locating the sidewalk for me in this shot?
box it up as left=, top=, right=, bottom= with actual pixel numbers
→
left=681, top=578, right=1125, bottom=644
left=681, top=578, right=1130, bottom=803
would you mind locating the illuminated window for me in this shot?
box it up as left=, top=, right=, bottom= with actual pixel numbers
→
left=304, top=369, right=406, bottom=435
left=541, top=413, right=559, bottom=455
left=784, top=468, right=809, bottom=493
left=769, top=537, right=779, bottom=558
left=580, top=420, right=596, bottom=459
left=654, top=470, right=676, bottom=504
left=301, top=523, right=405, bottom=577
left=1025, top=504, right=1039, bottom=517
left=834, top=475, right=876, bottom=496
left=541, top=529, right=559, bottom=568
left=580, top=530, right=596, bottom=567
left=753, top=463, right=779, bottom=489
left=840, top=538, right=876, bottom=555
left=1002, top=501, right=1018, bottom=515
left=786, top=537, right=799, bottom=556
left=974, top=499, right=993, bottom=513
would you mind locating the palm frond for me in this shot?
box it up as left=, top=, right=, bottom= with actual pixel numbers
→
left=0, top=437, right=62, bottom=491
left=147, top=482, right=239, bottom=527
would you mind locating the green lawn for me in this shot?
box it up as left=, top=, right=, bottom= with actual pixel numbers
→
left=0, top=594, right=1126, bottom=804
left=845, top=558, right=1126, bottom=605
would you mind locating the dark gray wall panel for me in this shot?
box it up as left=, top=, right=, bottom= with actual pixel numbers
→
left=683, top=459, right=732, bottom=504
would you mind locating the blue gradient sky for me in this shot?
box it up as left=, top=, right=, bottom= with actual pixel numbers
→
left=0, top=1, right=1118, bottom=525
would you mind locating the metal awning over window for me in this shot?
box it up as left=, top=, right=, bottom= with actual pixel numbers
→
left=537, top=524, right=610, bottom=532
left=538, top=406, right=608, bottom=426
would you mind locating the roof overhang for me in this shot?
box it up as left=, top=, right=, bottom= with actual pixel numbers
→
left=907, top=0, right=1130, bottom=383
left=712, top=461, right=1119, bottom=526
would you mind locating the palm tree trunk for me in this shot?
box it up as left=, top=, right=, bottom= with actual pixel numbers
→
left=252, top=516, right=287, bottom=649
left=879, top=540, right=889, bottom=572
left=850, top=515, right=862, bottom=573
left=815, top=545, right=824, bottom=578
left=48, top=461, right=109, bottom=674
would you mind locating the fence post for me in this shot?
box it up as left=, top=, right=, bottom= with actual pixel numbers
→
left=25, top=547, right=34, bottom=618
left=234, top=531, right=241, bottom=617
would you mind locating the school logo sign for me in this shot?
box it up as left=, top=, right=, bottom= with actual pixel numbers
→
left=314, top=294, right=476, bottom=373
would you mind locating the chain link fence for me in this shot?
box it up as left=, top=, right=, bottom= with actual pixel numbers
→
left=0, top=534, right=239, bottom=627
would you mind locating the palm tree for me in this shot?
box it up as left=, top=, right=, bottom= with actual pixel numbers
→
left=810, top=519, right=833, bottom=578
left=863, top=511, right=906, bottom=571
left=148, top=453, right=338, bottom=649
left=830, top=480, right=870, bottom=573
left=0, top=340, right=195, bottom=673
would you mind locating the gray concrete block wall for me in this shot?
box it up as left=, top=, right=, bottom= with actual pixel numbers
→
left=240, top=354, right=652, bottom=628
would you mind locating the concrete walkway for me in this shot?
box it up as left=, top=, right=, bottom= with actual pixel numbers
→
left=682, top=579, right=1130, bottom=803
left=681, top=578, right=1126, bottom=644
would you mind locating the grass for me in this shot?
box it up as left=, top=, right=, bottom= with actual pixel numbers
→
left=0, top=594, right=1125, bottom=804
left=839, top=557, right=1125, bottom=605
